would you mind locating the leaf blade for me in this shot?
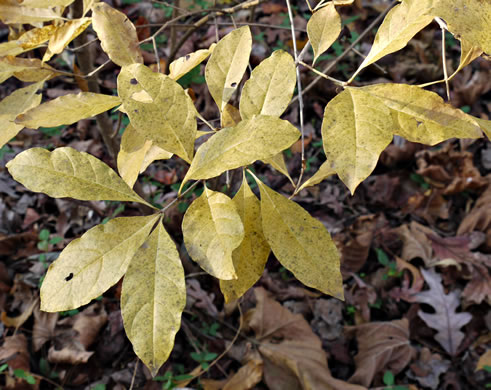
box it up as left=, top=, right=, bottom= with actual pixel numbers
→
left=40, top=214, right=159, bottom=312
left=121, top=220, right=185, bottom=376
left=307, top=3, right=342, bottom=65
left=182, top=187, right=244, bottom=280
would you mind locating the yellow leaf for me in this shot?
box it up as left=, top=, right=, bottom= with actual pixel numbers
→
left=205, top=26, right=252, bottom=111
left=362, top=83, right=483, bottom=145
left=476, top=349, right=491, bottom=372
left=117, top=125, right=172, bottom=188
left=253, top=177, right=343, bottom=299
left=118, top=64, right=197, bottom=163
left=0, top=81, right=43, bottom=149
left=83, top=0, right=98, bottom=16
left=183, top=116, right=300, bottom=185
left=263, top=153, right=294, bottom=185
left=0, top=0, right=65, bottom=24
left=322, top=87, right=393, bottom=194
left=239, top=50, right=296, bottom=119
left=220, top=175, right=270, bottom=302
left=474, top=117, right=491, bottom=140
left=91, top=2, right=143, bottom=67
left=169, top=43, right=216, bottom=81
left=43, top=18, right=92, bottom=62
left=0, top=24, right=57, bottom=57
left=307, top=3, right=341, bottom=65
left=40, top=214, right=159, bottom=311
left=20, top=0, right=74, bottom=6
left=0, top=56, right=56, bottom=83
left=121, top=220, right=185, bottom=376
left=431, top=0, right=491, bottom=53
left=15, top=92, right=121, bottom=128
left=350, top=0, right=433, bottom=80
left=297, top=161, right=335, bottom=191
left=182, top=186, right=244, bottom=280
left=6, top=147, right=154, bottom=208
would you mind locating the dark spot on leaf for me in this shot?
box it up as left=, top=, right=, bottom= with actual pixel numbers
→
left=130, top=78, right=138, bottom=85
left=231, top=82, right=237, bottom=87
left=186, top=55, right=191, bottom=60
left=134, top=109, right=139, bottom=113
left=65, top=273, right=74, bottom=281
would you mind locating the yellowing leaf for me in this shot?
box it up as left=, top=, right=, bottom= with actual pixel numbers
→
left=307, top=3, right=341, bottom=65
left=322, top=87, right=393, bottom=194
left=431, top=0, right=491, bottom=53
left=474, top=117, right=491, bottom=140
left=0, top=24, right=57, bottom=57
left=220, top=176, right=270, bottom=302
left=221, top=103, right=241, bottom=127
left=20, top=0, right=74, bottom=6
left=117, top=125, right=172, bottom=188
left=40, top=214, right=159, bottom=311
left=239, top=50, right=296, bottom=120
left=182, top=187, right=244, bottom=280
left=83, top=0, right=98, bottom=16
left=118, top=64, right=197, bottom=163
left=183, top=116, right=300, bottom=185
left=0, top=81, right=43, bottom=149
left=362, top=83, right=483, bottom=145
left=15, top=92, right=121, bottom=128
left=350, top=0, right=433, bottom=80
left=43, top=18, right=92, bottom=62
left=169, top=43, right=216, bottom=81
left=263, top=153, right=294, bottom=185
left=205, top=26, right=252, bottom=111
left=0, top=56, right=56, bottom=83
left=298, top=161, right=335, bottom=191
left=92, top=2, right=143, bottom=67
left=254, top=177, right=343, bottom=299
left=0, top=0, right=65, bottom=24
left=121, top=220, right=185, bottom=376
left=6, top=147, right=154, bottom=207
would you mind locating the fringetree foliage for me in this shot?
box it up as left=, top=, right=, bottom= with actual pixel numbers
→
left=1, top=0, right=490, bottom=375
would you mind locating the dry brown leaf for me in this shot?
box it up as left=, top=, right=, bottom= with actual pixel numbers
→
left=395, top=221, right=434, bottom=266
left=1, top=296, right=38, bottom=330
left=347, top=318, right=414, bottom=387
left=415, top=269, right=472, bottom=355
left=247, top=287, right=365, bottom=390
left=0, top=334, right=30, bottom=371
left=223, top=352, right=263, bottom=390
left=33, top=303, right=58, bottom=351
left=408, top=347, right=450, bottom=389
left=389, top=257, right=424, bottom=302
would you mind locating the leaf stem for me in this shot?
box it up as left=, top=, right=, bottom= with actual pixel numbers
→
left=160, top=180, right=201, bottom=213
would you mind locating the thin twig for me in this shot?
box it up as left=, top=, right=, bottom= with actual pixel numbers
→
left=435, top=17, right=450, bottom=100
left=150, top=0, right=187, bottom=13
left=128, top=360, right=138, bottom=390
left=299, top=60, right=346, bottom=86
left=291, top=0, right=398, bottom=104
left=286, top=0, right=307, bottom=191
left=161, top=180, right=201, bottom=213
left=137, top=21, right=303, bottom=32
left=152, top=36, right=161, bottom=73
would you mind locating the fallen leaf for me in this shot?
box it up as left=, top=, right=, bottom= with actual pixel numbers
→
left=395, top=221, right=433, bottom=266
left=408, top=347, right=450, bottom=390
left=0, top=334, right=30, bottom=371
left=415, top=269, right=472, bottom=355
left=33, top=303, right=58, bottom=351
left=348, top=318, right=414, bottom=387
left=476, top=349, right=491, bottom=371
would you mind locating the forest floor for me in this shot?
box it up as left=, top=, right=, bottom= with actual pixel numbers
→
left=0, top=0, right=490, bottom=389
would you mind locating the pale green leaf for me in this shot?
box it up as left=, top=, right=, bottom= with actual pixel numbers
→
left=182, top=187, right=244, bottom=280
left=117, top=125, right=172, bottom=188
left=362, top=83, right=483, bottom=145
left=220, top=175, right=270, bottom=302
left=431, top=0, right=491, bottom=53
left=0, top=81, right=43, bottom=149
left=92, top=2, right=143, bottom=67
left=240, top=50, right=296, bottom=120
left=0, top=0, right=65, bottom=24
left=169, top=43, right=216, bottom=81
left=253, top=177, right=343, bottom=299
left=43, top=18, right=92, bottom=62
left=263, top=153, right=294, bottom=185
left=40, top=214, right=159, bottom=311
left=307, top=3, right=342, bottom=65
left=6, top=147, right=154, bottom=207
left=298, top=161, right=335, bottom=192
left=15, top=92, right=121, bottom=129
left=205, top=25, right=252, bottom=111
left=322, top=87, right=393, bottom=194
left=118, top=64, right=197, bottom=163
left=350, top=0, right=433, bottom=80
left=121, top=220, right=185, bottom=376
left=183, top=116, right=300, bottom=185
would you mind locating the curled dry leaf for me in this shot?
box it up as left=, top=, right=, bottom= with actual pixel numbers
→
left=33, top=303, right=58, bottom=351
left=347, top=318, right=414, bottom=387
left=247, top=287, right=364, bottom=390
left=395, top=221, right=434, bottom=266
left=408, top=347, right=450, bottom=390
left=43, top=17, right=92, bottom=62
left=415, top=269, right=472, bottom=356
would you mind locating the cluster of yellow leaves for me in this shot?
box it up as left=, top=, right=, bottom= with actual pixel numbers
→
left=2, top=0, right=491, bottom=378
